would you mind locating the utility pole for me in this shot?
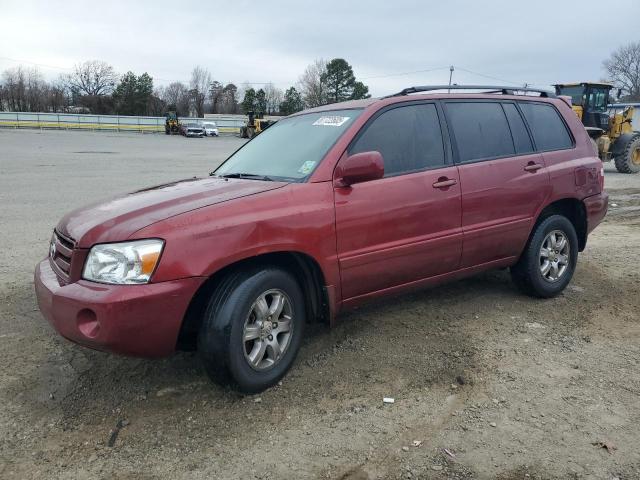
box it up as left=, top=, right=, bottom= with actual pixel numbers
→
left=448, top=66, right=454, bottom=93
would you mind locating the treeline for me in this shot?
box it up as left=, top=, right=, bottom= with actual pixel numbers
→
left=0, top=57, right=370, bottom=117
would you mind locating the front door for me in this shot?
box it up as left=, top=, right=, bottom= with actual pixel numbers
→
left=334, top=102, right=463, bottom=300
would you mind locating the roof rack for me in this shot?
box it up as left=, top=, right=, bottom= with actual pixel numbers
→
left=384, top=85, right=555, bottom=98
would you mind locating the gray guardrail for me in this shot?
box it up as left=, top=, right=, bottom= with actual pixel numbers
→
left=0, top=112, right=247, bottom=134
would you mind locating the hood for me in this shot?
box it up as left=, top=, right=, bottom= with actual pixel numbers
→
left=57, top=177, right=286, bottom=247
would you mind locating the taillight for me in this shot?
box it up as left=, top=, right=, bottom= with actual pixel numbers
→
left=599, top=164, right=605, bottom=191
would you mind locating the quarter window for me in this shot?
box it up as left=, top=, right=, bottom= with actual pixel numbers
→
left=349, top=104, right=445, bottom=176
left=519, top=102, right=573, bottom=151
left=445, top=102, right=515, bottom=163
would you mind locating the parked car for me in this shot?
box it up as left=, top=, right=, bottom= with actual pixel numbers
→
left=203, top=122, right=219, bottom=137
left=179, top=122, right=204, bottom=137
left=35, top=85, right=608, bottom=393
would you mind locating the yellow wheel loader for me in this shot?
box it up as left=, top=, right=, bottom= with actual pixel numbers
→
left=555, top=82, right=640, bottom=173
left=165, top=111, right=181, bottom=135
left=239, top=111, right=276, bottom=139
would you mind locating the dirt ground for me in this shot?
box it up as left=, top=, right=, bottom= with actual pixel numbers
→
left=1, top=129, right=639, bottom=480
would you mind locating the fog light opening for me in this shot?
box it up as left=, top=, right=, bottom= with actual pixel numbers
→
left=77, top=309, right=100, bottom=338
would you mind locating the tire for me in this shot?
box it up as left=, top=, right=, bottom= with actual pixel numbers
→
left=614, top=133, right=640, bottom=174
left=198, top=267, right=305, bottom=393
left=510, top=215, right=578, bottom=298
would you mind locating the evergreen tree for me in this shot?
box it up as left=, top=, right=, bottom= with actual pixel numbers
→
left=351, top=81, right=371, bottom=100
left=255, top=88, right=267, bottom=114
left=322, top=58, right=357, bottom=103
left=241, top=87, right=256, bottom=113
left=112, top=71, right=153, bottom=115
left=279, top=87, right=304, bottom=115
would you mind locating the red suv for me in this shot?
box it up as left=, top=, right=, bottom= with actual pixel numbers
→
left=35, top=85, right=608, bottom=393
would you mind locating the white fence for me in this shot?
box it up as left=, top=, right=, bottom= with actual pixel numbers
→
left=0, top=112, right=249, bottom=134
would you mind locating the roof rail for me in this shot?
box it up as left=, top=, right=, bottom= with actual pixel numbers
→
left=383, top=85, right=555, bottom=98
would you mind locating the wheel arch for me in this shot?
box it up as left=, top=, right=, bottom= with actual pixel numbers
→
left=533, top=198, right=588, bottom=252
left=176, top=251, right=329, bottom=351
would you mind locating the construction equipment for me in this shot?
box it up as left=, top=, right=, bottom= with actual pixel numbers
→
left=555, top=82, right=640, bottom=173
left=239, top=111, right=276, bottom=139
left=165, top=110, right=181, bottom=135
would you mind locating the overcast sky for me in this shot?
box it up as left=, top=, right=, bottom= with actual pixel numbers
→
left=1, top=0, right=638, bottom=96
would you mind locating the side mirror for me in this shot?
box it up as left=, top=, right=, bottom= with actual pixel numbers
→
left=334, top=151, right=384, bottom=187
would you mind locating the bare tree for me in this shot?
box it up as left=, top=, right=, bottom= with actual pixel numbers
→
left=264, top=82, right=283, bottom=114
left=63, top=60, right=118, bottom=96
left=1, top=66, right=49, bottom=112
left=190, top=66, right=212, bottom=117
left=604, top=42, right=640, bottom=101
left=299, top=59, right=327, bottom=107
left=159, top=82, right=190, bottom=116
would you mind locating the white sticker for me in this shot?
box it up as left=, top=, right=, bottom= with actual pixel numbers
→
left=298, top=160, right=317, bottom=175
left=312, top=116, right=350, bottom=127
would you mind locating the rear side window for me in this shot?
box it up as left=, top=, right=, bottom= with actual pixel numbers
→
left=519, top=102, right=573, bottom=151
left=503, top=103, right=534, bottom=154
left=445, top=102, right=515, bottom=163
left=349, top=103, right=445, bottom=176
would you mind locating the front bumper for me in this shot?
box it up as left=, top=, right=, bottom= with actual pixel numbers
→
left=34, top=259, right=204, bottom=357
left=584, top=191, right=609, bottom=235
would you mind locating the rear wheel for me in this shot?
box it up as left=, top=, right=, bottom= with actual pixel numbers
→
left=511, top=215, right=578, bottom=298
left=614, top=133, right=640, bottom=174
left=198, top=267, right=305, bottom=393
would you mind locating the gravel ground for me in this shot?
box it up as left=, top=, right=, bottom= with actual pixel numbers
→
left=1, top=129, right=639, bottom=480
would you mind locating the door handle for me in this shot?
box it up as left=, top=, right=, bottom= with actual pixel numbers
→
left=524, top=162, right=543, bottom=172
left=432, top=178, right=457, bottom=189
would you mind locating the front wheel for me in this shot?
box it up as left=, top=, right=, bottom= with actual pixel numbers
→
left=511, top=215, right=578, bottom=298
left=614, top=134, right=640, bottom=174
left=198, top=267, right=305, bottom=393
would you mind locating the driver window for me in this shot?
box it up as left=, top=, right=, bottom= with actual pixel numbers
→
left=349, top=104, right=445, bottom=177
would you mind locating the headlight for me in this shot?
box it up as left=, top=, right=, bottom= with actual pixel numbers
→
left=82, top=239, right=164, bottom=284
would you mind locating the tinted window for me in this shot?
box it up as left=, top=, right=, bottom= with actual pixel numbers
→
left=519, top=102, right=573, bottom=151
left=350, top=104, right=445, bottom=176
left=503, top=103, right=534, bottom=154
left=445, top=102, right=515, bottom=163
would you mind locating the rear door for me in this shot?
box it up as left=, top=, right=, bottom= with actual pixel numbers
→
left=443, top=100, right=551, bottom=268
left=334, top=102, right=462, bottom=300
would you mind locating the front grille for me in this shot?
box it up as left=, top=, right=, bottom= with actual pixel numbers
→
left=51, top=230, right=75, bottom=279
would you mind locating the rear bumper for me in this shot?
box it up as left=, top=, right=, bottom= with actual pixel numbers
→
left=34, top=259, right=204, bottom=357
left=584, top=191, right=609, bottom=235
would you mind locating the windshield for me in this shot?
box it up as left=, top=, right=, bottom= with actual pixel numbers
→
left=215, top=109, right=362, bottom=181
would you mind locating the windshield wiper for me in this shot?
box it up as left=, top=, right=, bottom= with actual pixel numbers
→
left=215, top=172, right=274, bottom=181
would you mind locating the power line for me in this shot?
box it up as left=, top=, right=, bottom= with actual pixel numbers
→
left=361, top=66, right=449, bottom=80
left=455, top=66, right=529, bottom=87
left=0, top=56, right=73, bottom=71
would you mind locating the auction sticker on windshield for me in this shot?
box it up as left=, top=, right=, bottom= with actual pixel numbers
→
left=312, top=116, right=350, bottom=127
